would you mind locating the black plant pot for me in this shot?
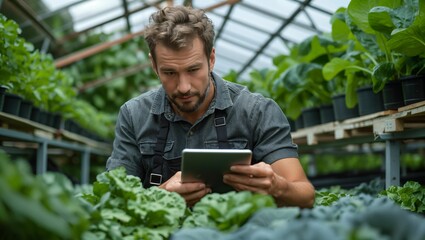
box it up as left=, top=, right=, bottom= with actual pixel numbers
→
left=0, top=86, right=7, bottom=111
left=302, top=107, right=321, bottom=127
left=30, top=106, right=40, bottom=122
left=51, top=113, right=62, bottom=129
left=357, top=86, right=384, bottom=116
left=401, top=75, right=425, bottom=105
left=288, top=118, right=296, bottom=132
left=38, top=109, right=49, bottom=125
left=332, top=93, right=359, bottom=121
left=295, top=115, right=304, bottom=130
left=319, top=104, right=335, bottom=124
left=18, top=100, right=33, bottom=119
left=383, top=80, right=404, bottom=110
left=2, top=93, right=22, bottom=116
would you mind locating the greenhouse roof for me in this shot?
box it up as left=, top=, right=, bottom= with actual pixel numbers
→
left=1, top=0, right=350, bottom=80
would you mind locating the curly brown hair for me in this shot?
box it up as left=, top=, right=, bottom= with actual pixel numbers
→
left=144, top=5, right=215, bottom=63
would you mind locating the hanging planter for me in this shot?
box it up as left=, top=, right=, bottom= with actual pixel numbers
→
left=382, top=80, right=404, bottom=110
left=319, top=104, right=335, bottom=124
left=332, top=93, right=359, bottom=121
left=356, top=86, right=384, bottom=115
left=401, top=75, right=425, bottom=105
left=301, top=107, right=321, bottom=127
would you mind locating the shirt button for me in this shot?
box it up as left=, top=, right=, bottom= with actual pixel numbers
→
left=189, top=131, right=193, bottom=136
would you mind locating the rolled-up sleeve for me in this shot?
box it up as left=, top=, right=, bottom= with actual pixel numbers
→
left=251, top=97, right=298, bottom=164
left=106, top=103, right=143, bottom=177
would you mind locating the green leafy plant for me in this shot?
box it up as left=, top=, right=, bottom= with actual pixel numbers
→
left=272, top=35, right=342, bottom=119
left=182, top=191, right=276, bottom=232
left=0, top=151, right=89, bottom=239
left=347, top=0, right=425, bottom=92
left=380, top=181, right=425, bottom=213
left=77, top=167, right=187, bottom=240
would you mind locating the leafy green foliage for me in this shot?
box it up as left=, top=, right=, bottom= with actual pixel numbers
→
left=380, top=181, right=425, bottom=213
left=174, top=193, right=425, bottom=240
left=0, top=151, right=89, bottom=239
left=77, top=167, right=186, bottom=240
left=183, top=191, right=276, bottom=232
left=0, top=14, right=115, bottom=139
left=63, top=33, right=159, bottom=114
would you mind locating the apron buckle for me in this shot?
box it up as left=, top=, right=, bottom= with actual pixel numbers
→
left=149, top=173, right=163, bottom=186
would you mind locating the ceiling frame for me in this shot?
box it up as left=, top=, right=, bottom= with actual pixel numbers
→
left=237, top=0, right=312, bottom=77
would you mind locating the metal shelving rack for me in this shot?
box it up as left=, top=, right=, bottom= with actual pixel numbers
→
left=0, top=112, right=112, bottom=184
left=292, top=101, right=425, bottom=188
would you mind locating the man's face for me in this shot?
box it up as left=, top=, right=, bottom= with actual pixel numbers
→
left=151, top=37, right=215, bottom=114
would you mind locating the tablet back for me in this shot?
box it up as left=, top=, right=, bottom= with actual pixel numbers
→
left=181, top=149, right=252, bottom=193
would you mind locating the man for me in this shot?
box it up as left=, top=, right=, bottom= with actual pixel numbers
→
left=106, top=5, right=315, bottom=208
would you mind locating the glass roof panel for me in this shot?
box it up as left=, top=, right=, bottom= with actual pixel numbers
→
left=0, top=0, right=355, bottom=81
left=244, top=0, right=300, bottom=19
left=229, top=4, right=282, bottom=33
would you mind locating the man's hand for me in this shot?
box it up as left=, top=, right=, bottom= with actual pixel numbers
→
left=223, top=162, right=284, bottom=195
left=159, top=171, right=211, bottom=206
left=223, top=159, right=315, bottom=208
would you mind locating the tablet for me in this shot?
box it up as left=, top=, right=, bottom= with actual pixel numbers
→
left=181, top=148, right=252, bottom=193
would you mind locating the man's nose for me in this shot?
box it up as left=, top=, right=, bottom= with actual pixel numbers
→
left=177, top=75, right=191, bottom=94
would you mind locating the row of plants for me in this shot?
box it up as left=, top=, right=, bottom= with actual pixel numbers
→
left=226, top=0, right=425, bottom=130
left=1, top=151, right=425, bottom=239
left=299, top=152, right=425, bottom=176
left=0, top=14, right=115, bottom=140
left=62, top=33, right=159, bottom=115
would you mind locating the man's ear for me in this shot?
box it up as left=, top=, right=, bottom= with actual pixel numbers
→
left=149, top=53, right=158, bottom=75
left=209, top=47, right=216, bottom=71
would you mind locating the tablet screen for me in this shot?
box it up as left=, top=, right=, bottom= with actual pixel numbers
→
left=181, top=148, right=252, bottom=193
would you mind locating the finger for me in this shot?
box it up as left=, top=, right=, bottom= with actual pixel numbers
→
left=183, top=187, right=211, bottom=205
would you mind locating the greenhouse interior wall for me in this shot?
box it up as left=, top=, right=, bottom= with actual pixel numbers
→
left=1, top=0, right=425, bottom=239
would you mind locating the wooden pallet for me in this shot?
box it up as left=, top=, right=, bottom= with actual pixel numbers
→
left=292, top=101, right=425, bottom=146
left=0, top=112, right=111, bottom=150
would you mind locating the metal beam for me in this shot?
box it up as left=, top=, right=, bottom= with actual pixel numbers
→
left=20, top=0, right=85, bottom=28
left=214, top=2, right=235, bottom=41
left=240, top=1, right=320, bottom=34
left=237, top=0, right=312, bottom=77
left=219, top=35, right=273, bottom=58
left=57, top=0, right=165, bottom=44
left=78, top=62, right=152, bottom=92
left=7, top=0, right=57, bottom=43
left=54, top=30, right=146, bottom=68
left=55, top=0, right=242, bottom=68
left=203, top=0, right=240, bottom=12
left=290, top=0, right=334, bottom=16
left=121, top=0, right=132, bottom=33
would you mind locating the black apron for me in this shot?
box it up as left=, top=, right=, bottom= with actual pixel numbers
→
left=143, top=109, right=230, bottom=187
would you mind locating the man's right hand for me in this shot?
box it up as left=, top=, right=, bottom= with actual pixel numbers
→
left=159, top=171, right=211, bottom=206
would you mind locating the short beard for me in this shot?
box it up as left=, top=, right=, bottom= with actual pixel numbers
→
left=168, top=75, right=211, bottom=113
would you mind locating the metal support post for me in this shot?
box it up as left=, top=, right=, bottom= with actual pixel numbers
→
left=307, top=154, right=317, bottom=177
left=81, top=149, right=90, bottom=184
left=385, top=140, right=400, bottom=188
left=36, top=141, right=48, bottom=174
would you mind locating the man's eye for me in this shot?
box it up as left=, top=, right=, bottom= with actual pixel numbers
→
left=188, top=68, right=199, bottom=72
left=164, top=72, right=175, bottom=76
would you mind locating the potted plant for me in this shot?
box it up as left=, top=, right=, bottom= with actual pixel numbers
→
left=347, top=0, right=425, bottom=108
left=273, top=35, right=347, bottom=127
left=323, top=6, right=386, bottom=117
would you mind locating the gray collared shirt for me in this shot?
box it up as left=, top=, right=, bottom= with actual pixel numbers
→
left=106, top=72, right=298, bottom=179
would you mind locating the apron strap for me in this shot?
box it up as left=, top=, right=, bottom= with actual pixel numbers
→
left=149, top=114, right=169, bottom=186
left=149, top=109, right=230, bottom=186
left=214, top=109, right=231, bottom=149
